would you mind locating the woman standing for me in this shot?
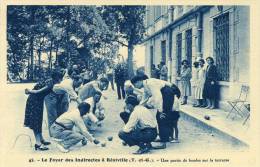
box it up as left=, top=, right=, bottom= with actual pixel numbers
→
left=194, top=59, right=206, bottom=107
left=178, top=60, right=192, bottom=105
left=203, top=57, right=218, bottom=109
left=24, top=70, right=63, bottom=151
left=192, top=61, right=200, bottom=107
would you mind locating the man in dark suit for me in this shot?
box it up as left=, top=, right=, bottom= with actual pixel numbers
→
left=114, top=63, right=128, bottom=100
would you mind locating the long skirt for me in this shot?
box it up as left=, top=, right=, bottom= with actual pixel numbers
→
left=24, top=95, right=44, bottom=133
left=194, top=85, right=203, bottom=99
left=203, top=80, right=218, bottom=99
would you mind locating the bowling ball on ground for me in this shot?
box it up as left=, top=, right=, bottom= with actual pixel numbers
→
left=101, top=142, right=106, bottom=147
left=204, top=115, right=210, bottom=120
left=107, top=136, right=113, bottom=141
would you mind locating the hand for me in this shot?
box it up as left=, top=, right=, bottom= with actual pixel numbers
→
left=144, top=104, right=154, bottom=109
left=159, top=112, right=166, bottom=119
left=93, top=139, right=100, bottom=145
left=25, top=89, right=31, bottom=95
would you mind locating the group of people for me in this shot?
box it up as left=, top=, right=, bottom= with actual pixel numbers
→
left=176, top=57, right=218, bottom=109
left=151, top=57, right=218, bottom=109
left=117, top=73, right=181, bottom=154
left=23, top=56, right=218, bottom=154
left=24, top=64, right=109, bottom=152
left=150, top=61, right=168, bottom=81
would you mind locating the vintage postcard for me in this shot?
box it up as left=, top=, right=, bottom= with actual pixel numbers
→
left=0, top=0, right=259, bottom=167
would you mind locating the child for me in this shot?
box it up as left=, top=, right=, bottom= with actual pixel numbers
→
left=170, top=96, right=180, bottom=143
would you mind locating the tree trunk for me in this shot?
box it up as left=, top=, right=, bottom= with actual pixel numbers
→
left=38, top=37, right=44, bottom=70
left=29, top=36, right=34, bottom=81
left=55, top=43, right=59, bottom=64
left=66, top=6, right=71, bottom=66
left=49, top=40, right=53, bottom=70
left=127, top=43, right=134, bottom=79
left=27, top=55, right=30, bottom=80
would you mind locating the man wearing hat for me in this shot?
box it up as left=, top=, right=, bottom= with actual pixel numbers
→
left=118, top=96, right=158, bottom=154
left=131, top=76, right=181, bottom=149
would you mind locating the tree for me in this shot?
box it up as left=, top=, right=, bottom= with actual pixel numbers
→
left=7, top=5, right=120, bottom=82
left=100, top=6, right=146, bottom=78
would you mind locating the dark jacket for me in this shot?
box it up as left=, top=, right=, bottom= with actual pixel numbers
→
left=114, top=64, right=128, bottom=83
left=205, top=65, right=218, bottom=82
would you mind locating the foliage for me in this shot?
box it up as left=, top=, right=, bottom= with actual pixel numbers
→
left=100, top=6, right=146, bottom=77
left=7, top=5, right=119, bottom=82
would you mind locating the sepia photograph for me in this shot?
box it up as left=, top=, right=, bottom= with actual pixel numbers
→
left=0, top=1, right=259, bottom=167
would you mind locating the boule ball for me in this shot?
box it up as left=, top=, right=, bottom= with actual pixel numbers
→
left=101, top=142, right=106, bottom=147
left=107, top=136, right=113, bottom=141
left=204, top=115, right=210, bottom=120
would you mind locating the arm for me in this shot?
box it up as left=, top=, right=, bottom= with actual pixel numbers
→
left=53, top=81, right=79, bottom=101
left=74, top=116, right=95, bottom=142
left=181, top=68, right=192, bottom=79
left=53, top=84, right=68, bottom=95
left=85, top=112, right=99, bottom=124
left=25, top=86, right=49, bottom=94
left=139, top=85, right=152, bottom=106
left=123, top=110, right=138, bottom=133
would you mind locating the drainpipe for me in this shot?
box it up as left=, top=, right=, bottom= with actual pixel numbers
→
left=197, top=11, right=203, bottom=59
left=168, top=29, right=173, bottom=82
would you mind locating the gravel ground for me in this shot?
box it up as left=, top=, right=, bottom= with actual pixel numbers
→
left=2, top=84, right=248, bottom=155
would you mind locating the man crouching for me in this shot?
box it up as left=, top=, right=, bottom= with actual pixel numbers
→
left=118, top=96, right=157, bottom=154
left=50, top=102, right=100, bottom=153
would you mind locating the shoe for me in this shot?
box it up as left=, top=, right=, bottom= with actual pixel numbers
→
left=145, top=143, right=153, bottom=149
left=82, top=138, right=87, bottom=146
left=41, top=140, right=51, bottom=145
left=210, top=106, right=216, bottom=110
left=193, top=104, right=200, bottom=107
left=170, top=139, right=180, bottom=143
left=152, top=142, right=166, bottom=149
left=56, top=143, right=69, bottom=153
left=154, top=138, right=162, bottom=142
left=181, top=102, right=187, bottom=105
left=133, top=147, right=150, bottom=154
left=122, top=141, right=127, bottom=146
left=35, top=144, right=49, bottom=151
left=205, top=105, right=211, bottom=109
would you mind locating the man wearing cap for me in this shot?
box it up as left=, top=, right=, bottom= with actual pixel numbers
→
left=131, top=76, right=181, bottom=149
left=50, top=102, right=100, bottom=153
left=78, top=77, right=109, bottom=102
left=118, top=96, right=158, bottom=154
left=83, top=91, right=105, bottom=129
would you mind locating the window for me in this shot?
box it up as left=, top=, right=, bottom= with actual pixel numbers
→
left=154, top=6, right=162, bottom=20
left=177, top=6, right=183, bottom=15
left=185, top=29, right=192, bottom=66
left=213, top=13, right=229, bottom=81
left=161, top=40, right=166, bottom=63
left=176, top=33, right=182, bottom=76
left=150, top=46, right=154, bottom=69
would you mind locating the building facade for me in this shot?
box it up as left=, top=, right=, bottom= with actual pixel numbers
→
left=144, top=5, right=250, bottom=109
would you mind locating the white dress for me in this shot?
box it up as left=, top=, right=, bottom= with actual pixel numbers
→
left=194, top=66, right=206, bottom=99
